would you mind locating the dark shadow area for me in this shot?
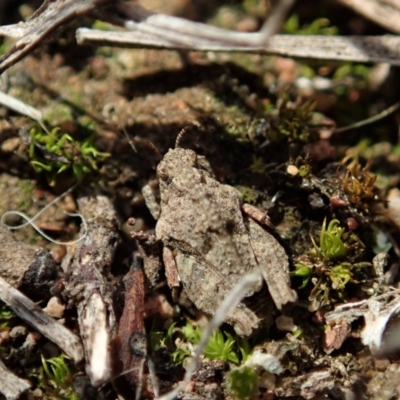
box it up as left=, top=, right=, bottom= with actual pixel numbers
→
left=43, top=16, right=99, bottom=71
left=144, top=0, right=246, bottom=24
left=0, top=0, right=43, bottom=25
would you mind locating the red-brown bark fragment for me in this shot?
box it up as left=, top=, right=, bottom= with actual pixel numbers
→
left=163, top=246, right=180, bottom=300
left=117, top=259, right=147, bottom=391
left=323, top=319, right=351, bottom=354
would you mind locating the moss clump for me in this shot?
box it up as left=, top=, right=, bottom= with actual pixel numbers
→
left=283, top=15, right=338, bottom=36
left=0, top=302, right=13, bottom=329
left=341, top=159, right=379, bottom=210
left=38, top=355, right=78, bottom=400
left=15, top=180, right=35, bottom=210
left=28, top=127, right=109, bottom=185
left=292, top=218, right=372, bottom=310
left=266, top=99, right=317, bottom=145
left=226, top=366, right=259, bottom=399
left=151, top=320, right=250, bottom=366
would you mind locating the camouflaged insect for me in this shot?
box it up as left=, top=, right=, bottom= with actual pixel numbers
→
left=144, top=147, right=297, bottom=336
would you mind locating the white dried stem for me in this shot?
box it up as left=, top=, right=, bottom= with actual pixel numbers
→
left=0, top=0, right=113, bottom=74
left=124, top=10, right=265, bottom=47
left=325, top=289, right=400, bottom=353
left=360, top=294, right=400, bottom=353
left=258, top=0, right=296, bottom=42
left=116, top=0, right=294, bottom=48
left=0, top=359, right=31, bottom=400
left=76, top=30, right=400, bottom=66
left=0, top=90, right=42, bottom=120
left=64, top=195, right=120, bottom=387
left=157, top=271, right=261, bottom=400
left=1, top=184, right=88, bottom=246
left=325, top=290, right=400, bottom=323
left=0, top=276, right=84, bottom=363
left=334, top=100, right=400, bottom=133
left=0, top=0, right=294, bottom=74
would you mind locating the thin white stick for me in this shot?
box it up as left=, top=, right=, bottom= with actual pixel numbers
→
left=259, top=0, right=296, bottom=43
left=117, top=0, right=294, bottom=48
left=0, top=0, right=293, bottom=74
left=0, top=359, right=31, bottom=400
left=0, top=90, right=42, bottom=120
left=0, top=276, right=84, bottom=363
left=124, top=17, right=265, bottom=48
left=157, top=271, right=261, bottom=400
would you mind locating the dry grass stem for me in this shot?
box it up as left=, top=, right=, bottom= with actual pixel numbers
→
left=0, top=276, right=84, bottom=363
left=0, top=90, right=42, bottom=120
left=0, top=358, right=31, bottom=400
left=76, top=30, right=400, bottom=66
left=158, top=271, right=261, bottom=400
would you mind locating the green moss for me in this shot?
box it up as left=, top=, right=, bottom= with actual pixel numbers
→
left=0, top=41, right=7, bottom=57
left=28, top=127, right=109, bottom=185
left=39, top=355, right=78, bottom=400
left=0, top=302, right=13, bottom=329
left=333, top=63, right=371, bottom=91
left=236, top=186, right=259, bottom=204
left=0, top=38, right=13, bottom=57
left=262, top=98, right=317, bottom=148
left=226, top=366, right=259, bottom=399
left=248, top=156, right=267, bottom=175
left=91, top=20, right=114, bottom=31
left=242, top=0, right=268, bottom=18
left=16, top=180, right=35, bottom=210
left=158, top=320, right=250, bottom=366
left=292, top=218, right=372, bottom=308
left=283, top=14, right=338, bottom=36
left=312, top=219, right=347, bottom=261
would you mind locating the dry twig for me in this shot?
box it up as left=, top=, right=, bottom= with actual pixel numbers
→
left=0, top=276, right=84, bottom=363
left=115, top=257, right=147, bottom=399
left=77, top=30, right=400, bottom=66
left=0, top=0, right=114, bottom=74
left=0, top=90, right=42, bottom=120
left=0, top=0, right=295, bottom=74
left=334, top=100, right=400, bottom=133
left=62, top=194, right=120, bottom=387
left=0, top=359, right=31, bottom=400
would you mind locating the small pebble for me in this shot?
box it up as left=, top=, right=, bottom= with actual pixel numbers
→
left=275, top=315, right=297, bottom=332
left=1, top=137, right=20, bottom=153
left=287, top=165, right=299, bottom=176
left=43, top=296, right=65, bottom=319
left=50, top=245, right=66, bottom=263
left=9, top=326, right=28, bottom=343
left=346, top=217, right=358, bottom=230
